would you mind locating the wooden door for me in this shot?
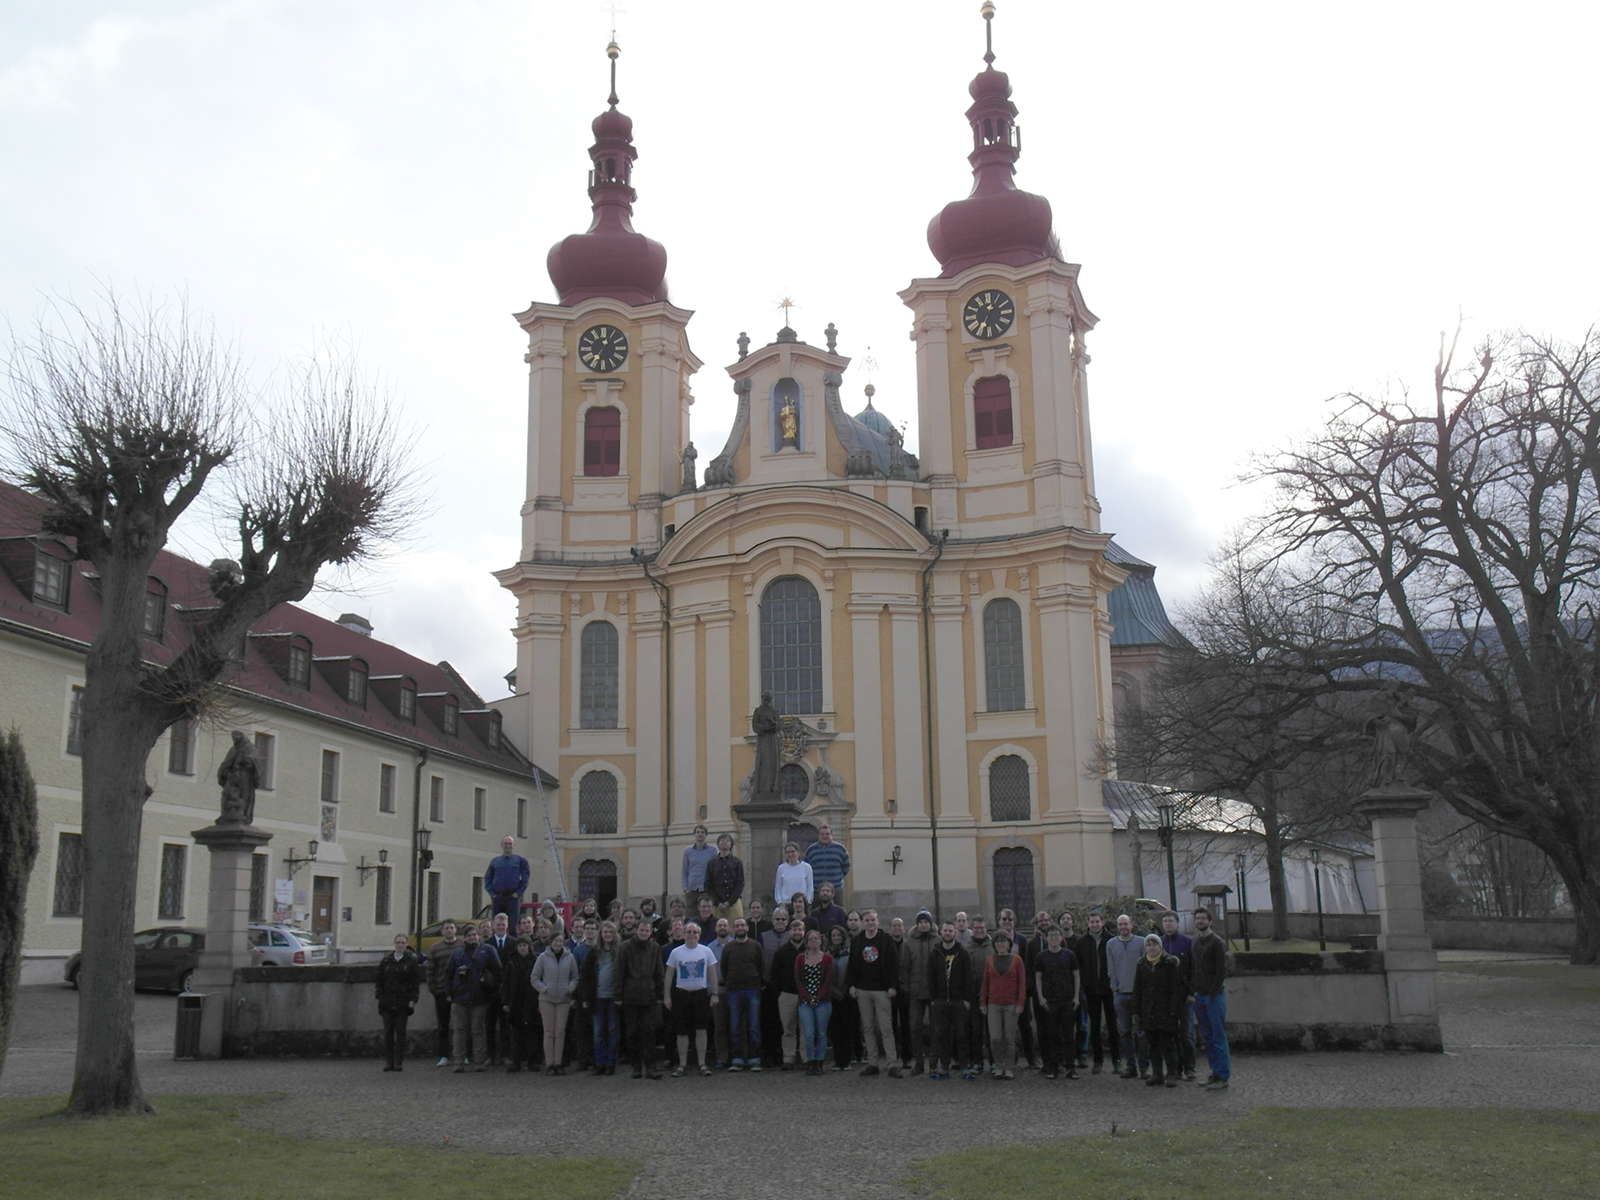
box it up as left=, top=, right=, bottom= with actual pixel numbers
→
left=311, top=875, right=337, bottom=940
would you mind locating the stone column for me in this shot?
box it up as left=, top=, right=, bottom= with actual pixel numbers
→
left=1356, top=787, right=1441, bottom=1049
left=733, top=797, right=800, bottom=907
left=189, top=821, right=273, bottom=1058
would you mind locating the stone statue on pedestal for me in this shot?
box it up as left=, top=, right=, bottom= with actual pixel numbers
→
left=752, top=692, right=781, bottom=802
left=216, top=729, right=259, bottom=825
left=1365, top=689, right=1418, bottom=788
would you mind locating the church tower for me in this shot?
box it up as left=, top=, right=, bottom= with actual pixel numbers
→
left=514, top=41, right=702, bottom=569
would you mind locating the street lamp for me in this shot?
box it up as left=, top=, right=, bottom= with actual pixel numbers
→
left=412, top=827, right=433, bottom=940
left=1156, top=801, right=1178, bottom=913
left=1234, top=851, right=1251, bottom=951
left=1311, top=846, right=1326, bottom=951
left=284, top=840, right=318, bottom=878
left=356, top=848, right=389, bottom=885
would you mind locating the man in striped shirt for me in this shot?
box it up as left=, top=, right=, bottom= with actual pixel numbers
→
left=803, top=822, right=850, bottom=898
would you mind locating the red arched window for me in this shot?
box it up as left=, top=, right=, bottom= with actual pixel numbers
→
left=973, top=376, right=1013, bottom=449
left=583, top=406, right=621, bottom=475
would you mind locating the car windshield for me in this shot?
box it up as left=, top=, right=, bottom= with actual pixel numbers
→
left=283, top=930, right=317, bottom=944
left=132, top=930, right=162, bottom=948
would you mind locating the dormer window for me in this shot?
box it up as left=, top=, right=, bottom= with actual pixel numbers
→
left=443, top=697, right=459, bottom=736
left=346, top=660, right=368, bottom=707
left=287, top=640, right=312, bottom=688
left=399, top=680, right=416, bottom=722
left=487, top=711, right=502, bottom=750
left=33, top=548, right=70, bottom=610
left=143, top=579, right=168, bottom=640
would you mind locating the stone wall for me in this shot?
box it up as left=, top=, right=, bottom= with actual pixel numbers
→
left=1224, top=911, right=1575, bottom=955
left=223, top=965, right=437, bottom=1057
left=1226, top=951, right=1440, bottom=1052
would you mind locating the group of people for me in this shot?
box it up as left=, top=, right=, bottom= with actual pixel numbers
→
left=373, top=828, right=1233, bottom=1092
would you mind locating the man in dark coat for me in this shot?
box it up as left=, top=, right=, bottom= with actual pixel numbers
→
left=616, top=917, right=666, bottom=1079
left=375, top=934, right=423, bottom=1071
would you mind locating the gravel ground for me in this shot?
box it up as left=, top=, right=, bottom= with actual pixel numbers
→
left=6, top=957, right=1598, bottom=1200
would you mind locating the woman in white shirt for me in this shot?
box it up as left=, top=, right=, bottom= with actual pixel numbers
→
left=773, top=841, right=814, bottom=907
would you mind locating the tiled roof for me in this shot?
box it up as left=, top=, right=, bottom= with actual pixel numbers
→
left=0, top=481, right=552, bottom=784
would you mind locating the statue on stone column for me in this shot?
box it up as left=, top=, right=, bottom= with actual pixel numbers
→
left=1364, top=688, right=1419, bottom=788
left=216, top=730, right=260, bottom=825
left=680, top=441, right=698, bottom=492
left=752, top=692, right=781, bottom=802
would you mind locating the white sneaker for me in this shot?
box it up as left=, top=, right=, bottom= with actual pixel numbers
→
left=435, top=1056, right=449, bottom=1067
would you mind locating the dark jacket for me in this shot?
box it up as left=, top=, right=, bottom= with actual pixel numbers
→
left=1161, top=931, right=1195, bottom=991
left=719, top=939, right=765, bottom=991
left=900, top=927, right=938, bottom=1001
left=484, top=853, right=530, bottom=896
left=771, top=937, right=807, bottom=995
left=927, top=939, right=972, bottom=1002
left=707, top=853, right=746, bottom=905
left=1190, top=930, right=1229, bottom=996
left=813, top=903, right=848, bottom=937
left=426, top=939, right=460, bottom=997
left=1033, top=947, right=1078, bottom=1007
left=848, top=930, right=899, bottom=992
left=1068, top=932, right=1102, bottom=995
left=446, top=942, right=501, bottom=1006
left=1132, top=953, right=1188, bottom=1033
left=500, top=945, right=540, bottom=1024
left=964, top=935, right=995, bottom=1000
left=375, top=949, right=423, bottom=1013
left=616, top=934, right=664, bottom=1005
left=578, top=943, right=621, bottom=1003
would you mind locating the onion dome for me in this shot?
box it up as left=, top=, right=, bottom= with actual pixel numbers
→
left=546, top=41, right=669, bottom=307
left=854, top=384, right=897, bottom=437
left=926, top=3, right=1061, bottom=278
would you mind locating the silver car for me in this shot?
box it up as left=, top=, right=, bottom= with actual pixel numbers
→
left=248, top=924, right=330, bottom=966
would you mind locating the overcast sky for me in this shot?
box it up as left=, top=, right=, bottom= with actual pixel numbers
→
left=4, top=0, right=1596, bottom=702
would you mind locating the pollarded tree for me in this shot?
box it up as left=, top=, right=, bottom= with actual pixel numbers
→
left=0, top=727, right=41, bottom=1083
left=1258, top=328, right=1600, bottom=964
left=2, top=296, right=413, bottom=1113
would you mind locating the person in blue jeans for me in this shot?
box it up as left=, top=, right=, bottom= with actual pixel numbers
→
left=719, top=917, right=766, bottom=1069
left=1189, top=907, right=1231, bottom=1090
left=579, top=920, right=623, bottom=1075
left=794, top=928, right=835, bottom=1076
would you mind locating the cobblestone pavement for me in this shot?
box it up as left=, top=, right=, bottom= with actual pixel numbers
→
left=6, top=957, right=1598, bottom=1200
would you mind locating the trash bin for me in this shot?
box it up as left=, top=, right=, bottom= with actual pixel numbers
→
left=175, top=992, right=207, bottom=1060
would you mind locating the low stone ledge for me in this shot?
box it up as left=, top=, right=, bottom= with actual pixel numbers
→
left=1228, top=1020, right=1443, bottom=1053
left=1232, top=950, right=1382, bottom=975
left=235, top=965, right=376, bottom=983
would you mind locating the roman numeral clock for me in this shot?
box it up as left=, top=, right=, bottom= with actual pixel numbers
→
left=962, top=289, right=1014, bottom=340
left=578, top=324, right=629, bottom=372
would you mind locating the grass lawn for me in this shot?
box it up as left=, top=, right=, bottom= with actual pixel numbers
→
left=1232, top=938, right=1351, bottom=954
left=1442, top=959, right=1600, bottom=996
left=0, top=1095, right=636, bottom=1199
left=903, top=1107, right=1600, bottom=1200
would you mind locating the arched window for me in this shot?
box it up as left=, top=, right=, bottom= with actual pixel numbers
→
left=578, top=859, right=619, bottom=910
left=583, top=406, right=621, bottom=476
left=760, top=576, right=823, bottom=714
left=989, top=754, right=1031, bottom=822
left=579, top=621, right=619, bottom=729
left=577, top=771, right=618, bottom=835
left=779, top=763, right=810, bottom=805
left=993, top=847, right=1036, bottom=920
left=973, top=376, right=1013, bottom=449
left=983, top=598, right=1026, bottom=711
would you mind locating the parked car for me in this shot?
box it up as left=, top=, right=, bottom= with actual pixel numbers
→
left=63, top=926, right=205, bottom=994
left=247, top=924, right=330, bottom=966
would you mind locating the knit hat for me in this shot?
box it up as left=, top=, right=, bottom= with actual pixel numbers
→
left=915, top=909, right=934, bottom=925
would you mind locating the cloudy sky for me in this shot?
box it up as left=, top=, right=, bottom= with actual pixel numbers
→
left=4, top=0, right=1596, bottom=701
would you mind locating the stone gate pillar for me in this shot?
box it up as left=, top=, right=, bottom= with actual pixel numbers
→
left=189, top=820, right=272, bottom=1058
left=1357, top=786, right=1441, bottom=1049
left=733, top=796, right=800, bottom=907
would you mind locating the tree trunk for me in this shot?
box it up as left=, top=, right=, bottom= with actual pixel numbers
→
left=0, top=729, right=42, bottom=1082
left=1260, top=780, right=1292, bottom=941
left=1554, top=860, right=1600, bottom=967
left=66, top=696, right=159, bottom=1115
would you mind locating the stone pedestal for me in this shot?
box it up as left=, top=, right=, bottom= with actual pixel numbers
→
left=733, top=796, right=800, bottom=906
left=1357, top=787, right=1440, bottom=1044
left=189, top=821, right=273, bottom=1058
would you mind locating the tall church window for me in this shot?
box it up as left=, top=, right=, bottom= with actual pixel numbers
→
left=578, top=771, right=619, bottom=835
left=579, top=621, right=620, bottom=729
left=583, top=406, right=621, bottom=476
left=983, top=598, right=1026, bottom=711
left=779, top=763, right=810, bottom=805
left=989, top=754, right=1031, bottom=822
left=760, top=576, right=823, bottom=714
left=973, top=376, right=1013, bottom=449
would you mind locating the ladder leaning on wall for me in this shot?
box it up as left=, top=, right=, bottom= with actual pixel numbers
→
left=532, top=769, right=567, bottom=901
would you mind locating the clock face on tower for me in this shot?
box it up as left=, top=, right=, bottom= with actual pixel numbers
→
left=962, top=289, right=1015, bottom=340
left=578, top=324, right=629, bottom=372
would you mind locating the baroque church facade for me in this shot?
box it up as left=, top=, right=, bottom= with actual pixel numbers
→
left=496, top=13, right=1163, bottom=917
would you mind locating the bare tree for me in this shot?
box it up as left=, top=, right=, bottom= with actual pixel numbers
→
left=1114, top=537, right=1369, bottom=940
left=0, top=728, right=41, bottom=1082
left=2, top=296, right=414, bottom=1113
left=1257, top=328, right=1600, bottom=964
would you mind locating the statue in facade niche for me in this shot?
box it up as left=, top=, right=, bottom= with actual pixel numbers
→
left=752, top=692, right=781, bottom=802
left=217, top=729, right=260, bottom=825
left=680, top=441, right=698, bottom=491
left=780, top=399, right=799, bottom=446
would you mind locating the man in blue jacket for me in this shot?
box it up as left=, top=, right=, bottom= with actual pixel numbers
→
left=485, top=835, right=530, bottom=921
left=447, top=924, right=502, bottom=1072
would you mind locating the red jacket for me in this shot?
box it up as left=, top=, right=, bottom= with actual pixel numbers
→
left=794, top=952, right=835, bottom=1005
left=981, top=954, right=1027, bottom=1010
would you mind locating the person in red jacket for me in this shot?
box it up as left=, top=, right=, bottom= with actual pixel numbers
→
left=793, top=928, right=835, bottom=1076
left=980, top=930, right=1028, bottom=1080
